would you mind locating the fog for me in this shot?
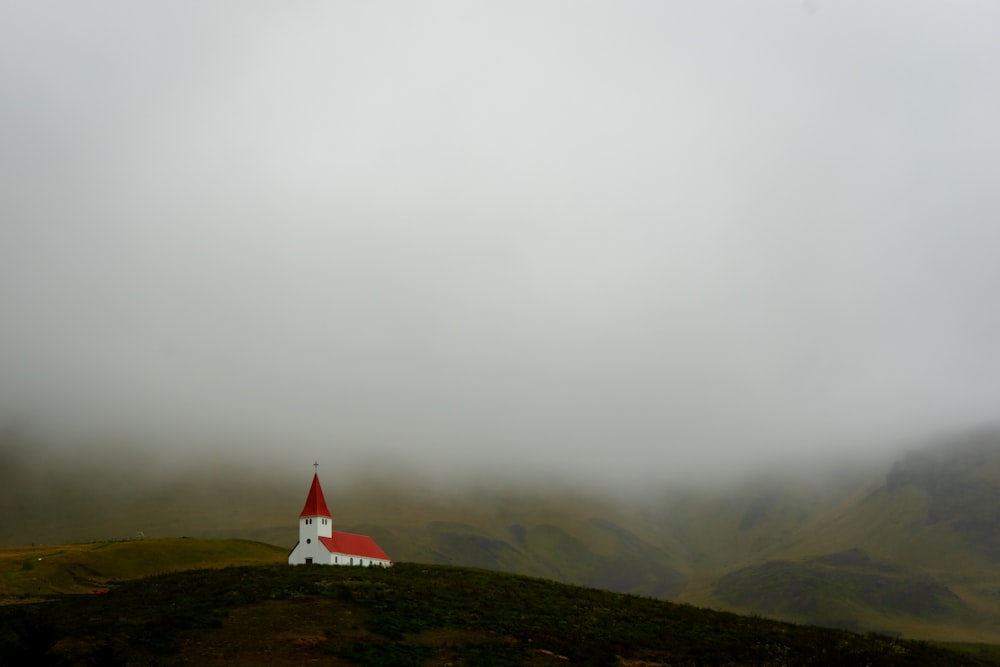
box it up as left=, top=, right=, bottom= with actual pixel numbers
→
left=2, top=2, right=999, bottom=485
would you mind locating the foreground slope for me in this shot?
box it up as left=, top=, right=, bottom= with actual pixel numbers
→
left=1, top=561, right=996, bottom=666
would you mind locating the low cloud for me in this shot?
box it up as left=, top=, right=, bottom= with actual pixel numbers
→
left=2, top=2, right=999, bottom=484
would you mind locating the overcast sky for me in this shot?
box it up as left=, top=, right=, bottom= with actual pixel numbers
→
left=2, top=2, right=999, bottom=484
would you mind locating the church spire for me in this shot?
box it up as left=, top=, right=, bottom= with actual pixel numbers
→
left=299, top=468, right=332, bottom=518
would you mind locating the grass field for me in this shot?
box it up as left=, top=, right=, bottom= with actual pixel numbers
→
left=0, top=538, right=286, bottom=601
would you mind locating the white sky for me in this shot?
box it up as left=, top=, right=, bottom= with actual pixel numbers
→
left=2, top=1, right=999, bottom=483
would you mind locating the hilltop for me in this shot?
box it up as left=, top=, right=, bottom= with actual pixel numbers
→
left=2, top=554, right=997, bottom=666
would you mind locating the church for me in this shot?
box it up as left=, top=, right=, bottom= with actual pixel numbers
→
left=287, top=469, right=393, bottom=567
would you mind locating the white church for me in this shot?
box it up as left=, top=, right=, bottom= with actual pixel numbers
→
left=287, top=469, right=393, bottom=567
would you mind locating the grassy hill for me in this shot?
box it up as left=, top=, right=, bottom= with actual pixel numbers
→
left=712, top=552, right=971, bottom=635
left=0, top=539, right=286, bottom=601
left=2, top=554, right=998, bottom=666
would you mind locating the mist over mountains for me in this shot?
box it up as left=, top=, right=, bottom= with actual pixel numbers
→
left=4, top=2, right=1000, bottom=487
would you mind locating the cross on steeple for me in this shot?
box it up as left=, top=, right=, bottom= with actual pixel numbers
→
left=313, top=461, right=319, bottom=473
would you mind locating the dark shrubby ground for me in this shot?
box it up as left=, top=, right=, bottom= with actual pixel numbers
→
left=1, top=562, right=996, bottom=666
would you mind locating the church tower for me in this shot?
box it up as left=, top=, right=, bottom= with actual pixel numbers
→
left=291, top=469, right=333, bottom=565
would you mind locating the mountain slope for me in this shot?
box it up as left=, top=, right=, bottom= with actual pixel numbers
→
left=669, top=431, right=1000, bottom=641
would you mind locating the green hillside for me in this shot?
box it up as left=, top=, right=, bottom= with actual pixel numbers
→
left=0, top=539, right=286, bottom=600
left=713, top=551, right=971, bottom=634
left=886, top=432, right=1000, bottom=561
left=2, top=559, right=996, bottom=666
left=614, top=432, right=1000, bottom=643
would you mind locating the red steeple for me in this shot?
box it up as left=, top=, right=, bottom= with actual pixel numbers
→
left=299, top=473, right=332, bottom=518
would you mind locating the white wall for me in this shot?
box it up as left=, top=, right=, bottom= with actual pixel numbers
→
left=287, top=515, right=333, bottom=565
left=329, top=552, right=392, bottom=568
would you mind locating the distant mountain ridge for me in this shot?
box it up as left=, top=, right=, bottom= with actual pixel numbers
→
left=3, top=428, right=1000, bottom=642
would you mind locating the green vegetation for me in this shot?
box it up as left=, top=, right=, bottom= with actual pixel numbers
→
left=714, top=556, right=970, bottom=632
left=0, top=539, right=286, bottom=599
left=2, top=561, right=994, bottom=666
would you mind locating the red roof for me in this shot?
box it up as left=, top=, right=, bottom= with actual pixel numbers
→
left=319, top=531, right=391, bottom=561
left=299, top=473, right=332, bottom=518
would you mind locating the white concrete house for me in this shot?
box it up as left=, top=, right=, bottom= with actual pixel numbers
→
left=287, top=472, right=392, bottom=567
